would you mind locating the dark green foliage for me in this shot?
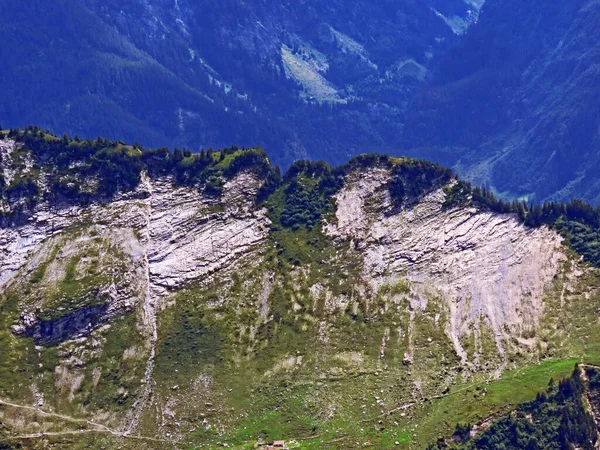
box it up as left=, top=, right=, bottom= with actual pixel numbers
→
left=172, top=152, right=214, bottom=185
left=89, top=146, right=144, bottom=196
left=14, top=126, right=143, bottom=202
left=430, top=367, right=598, bottom=450
left=222, top=148, right=273, bottom=179
left=453, top=423, right=472, bottom=442
left=171, top=146, right=274, bottom=192
left=587, top=367, right=600, bottom=390
left=272, top=160, right=342, bottom=231
left=0, top=442, right=23, bottom=449
left=342, top=153, right=392, bottom=173
left=443, top=180, right=472, bottom=209
left=471, top=187, right=514, bottom=214
left=5, top=176, right=39, bottom=199
left=341, top=153, right=453, bottom=210
left=204, top=176, right=225, bottom=197
left=279, top=180, right=328, bottom=230
left=1, top=129, right=280, bottom=220
left=388, top=159, right=452, bottom=208
left=522, top=201, right=600, bottom=266
left=256, top=164, right=282, bottom=204
left=266, top=154, right=451, bottom=231
left=388, top=176, right=406, bottom=207
left=552, top=219, right=600, bottom=265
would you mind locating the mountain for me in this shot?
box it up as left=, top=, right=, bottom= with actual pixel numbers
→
left=0, top=0, right=481, bottom=168
left=404, top=0, right=600, bottom=204
left=2, top=128, right=600, bottom=448
left=2, top=0, right=599, bottom=204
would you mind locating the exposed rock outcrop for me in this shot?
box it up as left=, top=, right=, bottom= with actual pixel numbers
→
left=0, top=169, right=269, bottom=344
left=327, top=168, right=565, bottom=361
left=146, top=173, right=269, bottom=295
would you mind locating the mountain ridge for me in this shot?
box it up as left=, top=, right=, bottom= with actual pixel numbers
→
left=2, top=0, right=599, bottom=204
left=2, top=127, right=600, bottom=448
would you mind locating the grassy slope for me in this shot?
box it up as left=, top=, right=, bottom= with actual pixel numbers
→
left=133, top=236, right=600, bottom=449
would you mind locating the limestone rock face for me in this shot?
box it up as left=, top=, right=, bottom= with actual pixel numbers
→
left=327, top=169, right=565, bottom=361
left=0, top=157, right=569, bottom=354
left=145, top=173, right=269, bottom=294
left=0, top=170, right=269, bottom=343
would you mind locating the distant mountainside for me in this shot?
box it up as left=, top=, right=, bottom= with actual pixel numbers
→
left=2, top=127, right=600, bottom=448
left=0, top=0, right=479, bottom=167
left=2, top=0, right=600, bottom=196
left=404, top=0, right=600, bottom=204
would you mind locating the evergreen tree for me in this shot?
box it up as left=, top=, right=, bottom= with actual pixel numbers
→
left=173, top=148, right=183, bottom=162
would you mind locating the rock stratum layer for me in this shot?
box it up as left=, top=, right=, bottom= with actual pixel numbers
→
left=0, top=136, right=598, bottom=449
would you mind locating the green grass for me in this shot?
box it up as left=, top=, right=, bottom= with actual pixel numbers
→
left=215, top=149, right=244, bottom=169
left=411, top=358, right=579, bottom=448
left=26, top=232, right=130, bottom=322
left=77, top=313, right=147, bottom=413
left=0, top=290, right=60, bottom=401
left=203, top=359, right=578, bottom=448
left=3, top=142, right=600, bottom=449
left=29, top=245, right=59, bottom=284
left=145, top=245, right=600, bottom=450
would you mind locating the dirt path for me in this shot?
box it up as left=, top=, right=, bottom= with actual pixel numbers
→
left=0, top=398, right=110, bottom=430
left=0, top=398, right=173, bottom=444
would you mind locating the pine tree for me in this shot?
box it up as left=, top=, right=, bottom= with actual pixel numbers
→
left=173, top=148, right=183, bottom=162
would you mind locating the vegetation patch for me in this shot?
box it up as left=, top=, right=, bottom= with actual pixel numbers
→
left=428, top=366, right=598, bottom=449
left=1, top=128, right=279, bottom=222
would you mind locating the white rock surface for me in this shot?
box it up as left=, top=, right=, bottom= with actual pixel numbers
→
left=0, top=167, right=270, bottom=433
left=0, top=139, right=18, bottom=186
left=0, top=170, right=269, bottom=324
left=327, top=169, right=565, bottom=360
left=146, top=174, right=269, bottom=294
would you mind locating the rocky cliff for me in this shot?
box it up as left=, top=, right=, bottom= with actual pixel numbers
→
left=0, top=132, right=598, bottom=448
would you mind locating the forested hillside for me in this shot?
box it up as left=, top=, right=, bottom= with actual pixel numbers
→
left=0, top=0, right=475, bottom=167
left=428, top=365, right=600, bottom=450
left=405, top=0, right=600, bottom=203
left=2, top=1, right=599, bottom=203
